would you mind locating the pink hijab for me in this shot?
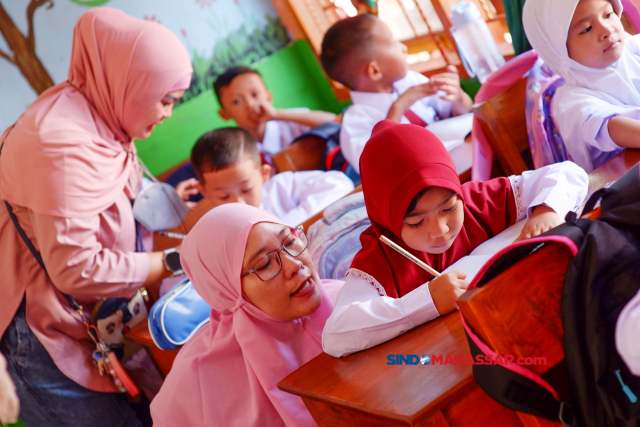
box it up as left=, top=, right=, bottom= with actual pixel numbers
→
left=0, top=7, right=192, bottom=217
left=151, top=204, right=342, bottom=427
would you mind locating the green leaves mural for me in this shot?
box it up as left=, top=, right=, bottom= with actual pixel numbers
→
left=180, top=15, right=289, bottom=105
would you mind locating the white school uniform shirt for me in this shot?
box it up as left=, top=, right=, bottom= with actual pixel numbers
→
left=340, top=71, right=453, bottom=173
left=322, top=161, right=589, bottom=357
left=616, top=288, right=640, bottom=376
left=523, top=0, right=640, bottom=172
left=260, top=170, right=354, bottom=227
left=259, top=108, right=311, bottom=155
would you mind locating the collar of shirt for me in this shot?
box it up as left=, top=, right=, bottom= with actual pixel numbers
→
left=349, top=89, right=399, bottom=115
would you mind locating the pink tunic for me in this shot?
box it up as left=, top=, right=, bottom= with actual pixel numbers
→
left=0, top=7, right=192, bottom=392
left=0, top=195, right=149, bottom=391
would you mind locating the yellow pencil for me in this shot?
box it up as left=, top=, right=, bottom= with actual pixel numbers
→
left=380, top=235, right=441, bottom=278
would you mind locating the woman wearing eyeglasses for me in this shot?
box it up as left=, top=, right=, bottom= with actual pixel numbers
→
left=150, top=203, right=343, bottom=427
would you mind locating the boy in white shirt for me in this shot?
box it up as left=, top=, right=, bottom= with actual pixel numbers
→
left=191, top=127, right=354, bottom=226
left=320, top=14, right=473, bottom=173
left=214, top=67, right=337, bottom=155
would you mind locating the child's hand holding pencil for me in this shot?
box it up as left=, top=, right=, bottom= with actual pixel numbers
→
left=428, top=271, right=469, bottom=315
left=380, top=235, right=469, bottom=315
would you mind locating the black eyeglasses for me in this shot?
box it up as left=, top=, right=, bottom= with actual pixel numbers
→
left=241, top=225, right=308, bottom=282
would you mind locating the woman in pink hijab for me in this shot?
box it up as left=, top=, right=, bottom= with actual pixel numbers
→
left=0, top=7, right=191, bottom=426
left=151, top=204, right=343, bottom=427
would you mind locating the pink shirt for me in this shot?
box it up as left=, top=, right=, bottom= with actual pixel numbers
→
left=0, top=8, right=191, bottom=392
left=0, top=192, right=149, bottom=391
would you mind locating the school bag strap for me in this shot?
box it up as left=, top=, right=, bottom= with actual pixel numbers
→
left=459, top=232, right=580, bottom=425
left=582, top=163, right=640, bottom=214
left=464, top=318, right=574, bottom=425
left=1, top=129, right=82, bottom=312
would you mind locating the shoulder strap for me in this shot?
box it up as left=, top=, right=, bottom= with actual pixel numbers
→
left=1, top=127, right=83, bottom=312
left=4, top=201, right=83, bottom=312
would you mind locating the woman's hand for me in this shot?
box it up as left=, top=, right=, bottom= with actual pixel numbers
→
left=428, top=270, right=469, bottom=315
left=515, top=205, right=562, bottom=242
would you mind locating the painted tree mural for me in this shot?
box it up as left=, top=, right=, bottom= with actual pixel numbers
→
left=1, top=0, right=290, bottom=129
left=0, top=0, right=55, bottom=95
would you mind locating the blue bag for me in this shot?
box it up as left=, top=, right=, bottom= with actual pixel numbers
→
left=148, top=278, right=211, bottom=350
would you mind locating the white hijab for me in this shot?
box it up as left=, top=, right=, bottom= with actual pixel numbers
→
left=523, top=0, right=640, bottom=106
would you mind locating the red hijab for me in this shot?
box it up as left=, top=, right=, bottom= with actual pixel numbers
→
left=351, top=120, right=518, bottom=298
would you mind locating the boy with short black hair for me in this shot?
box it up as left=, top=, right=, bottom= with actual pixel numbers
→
left=320, top=14, right=473, bottom=173
left=213, top=67, right=337, bottom=155
left=191, top=127, right=354, bottom=226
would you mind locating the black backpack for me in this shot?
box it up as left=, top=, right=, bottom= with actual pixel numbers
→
left=461, top=164, right=640, bottom=426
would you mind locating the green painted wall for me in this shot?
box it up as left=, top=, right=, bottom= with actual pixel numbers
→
left=135, top=39, right=350, bottom=176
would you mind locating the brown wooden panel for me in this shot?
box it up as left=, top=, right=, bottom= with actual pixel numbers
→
left=472, top=77, right=529, bottom=176
left=271, top=134, right=328, bottom=173
left=457, top=242, right=573, bottom=376
left=125, top=322, right=179, bottom=378
left=587, top=148, right=640, bottom=192
left=441, top=384, right=524, bottom=427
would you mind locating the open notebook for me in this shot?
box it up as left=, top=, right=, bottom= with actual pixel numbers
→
left=426, top=112, right=474, bottom=153
left=442, top=220, right=527, bottom=282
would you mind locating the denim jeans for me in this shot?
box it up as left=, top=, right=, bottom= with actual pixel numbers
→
left=0, top=299, right=150, bottom=427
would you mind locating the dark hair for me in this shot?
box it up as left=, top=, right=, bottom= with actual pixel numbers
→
left=404, top=187, right=432, bottom=217
left=320, top=14, right=378, bottom=90
left=213, top=67, right=262, bottom=106
left=190, top=127, right=261, bottom=181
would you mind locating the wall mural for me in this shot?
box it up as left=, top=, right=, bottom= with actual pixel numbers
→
left=182, top=13, right=288, bottom=105
left=0, top=0, right=289, bottom=129
left=0, top=1, right=55, bottom=95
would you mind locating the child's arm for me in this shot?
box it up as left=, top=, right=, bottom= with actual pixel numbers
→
left=262, top=171, right=354, bottom=226
left=386, top=66, right=472, bottom=121
left=256, top=100, right=337, bottom=127
left=0, top=353, right=19, bottom=425
left=387, top=83, right=440, bottom=122
left=322, top=270, right=468, bottom=357
left=427, top=66, right=473, bottom=116
left=616, top=289, right=640, bottom=376
left=174, top=178, right=200, bottom=209
left=607, top=116, right=640, bottom=148
left=514, top=205, right=562, bottom=242
left=508, top=161, right=589, bottom=241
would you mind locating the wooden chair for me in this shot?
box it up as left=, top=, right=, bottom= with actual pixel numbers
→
left=472, top=77, right=533, bottom=176
left=271, top=134, right=329, bottom=172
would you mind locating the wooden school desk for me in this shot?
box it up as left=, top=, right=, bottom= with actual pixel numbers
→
left=277, top=149, right=640, bottom=427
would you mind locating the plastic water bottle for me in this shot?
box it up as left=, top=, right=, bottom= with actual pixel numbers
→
left=450, top=2, right=506, bottom=83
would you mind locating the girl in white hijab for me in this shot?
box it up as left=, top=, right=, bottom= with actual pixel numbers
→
left=523, top=0, right=640, bottom=172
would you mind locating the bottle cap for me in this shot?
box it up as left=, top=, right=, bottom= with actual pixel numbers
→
left=450, top=1, right=481, bottom=28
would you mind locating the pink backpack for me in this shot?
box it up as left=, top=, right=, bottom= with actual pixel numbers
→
left=472, top=50, right=569, bottom=179
left=471, top=50, right=538, bottom=181
left=525, top=58, right=570, bottom=168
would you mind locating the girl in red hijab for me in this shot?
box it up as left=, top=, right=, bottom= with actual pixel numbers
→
left=323, top=120, right=589, bottom=357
